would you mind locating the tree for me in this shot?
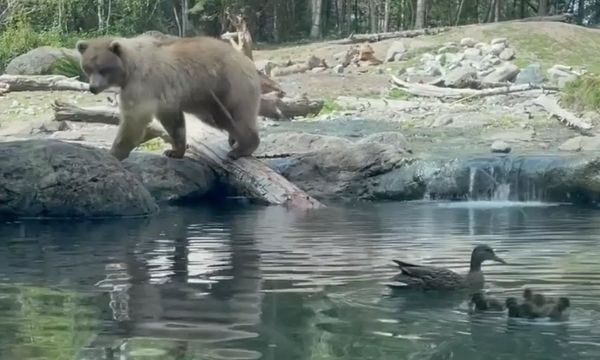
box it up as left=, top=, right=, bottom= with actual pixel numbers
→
left=310, top=0, right=323, bottom=38
left=415, top=0, right=426, bottom=28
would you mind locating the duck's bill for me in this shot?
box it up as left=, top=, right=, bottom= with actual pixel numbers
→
left=493, top=255, right=507, bottom=264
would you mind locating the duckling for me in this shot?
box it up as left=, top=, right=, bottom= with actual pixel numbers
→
left=505, top=297, right=535, bottom=318
left=471, top=292, right=505, bottom=312
left=522, top=288, right=570, bottom=320
left=388, top=244, right=507, bottom=291
left=547, top=297, right=571, bottom=321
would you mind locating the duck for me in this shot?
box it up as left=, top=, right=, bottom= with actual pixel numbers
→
left=470, top=292, right=505, bottom=312
left=523, top=288, right=570, bottom=320
left=387, top=244, right=507, bottom=291
left=505, top=297, right=535, bottom=318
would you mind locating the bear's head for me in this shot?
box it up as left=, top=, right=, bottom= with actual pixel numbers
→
left=76, top=38, right=126, bottom=94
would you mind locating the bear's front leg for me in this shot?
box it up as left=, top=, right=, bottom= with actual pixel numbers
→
left=110, top=110, right=153, bottom=161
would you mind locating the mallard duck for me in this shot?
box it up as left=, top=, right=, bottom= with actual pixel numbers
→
left=387, top=244, right=507, bottom=291
left=471, top=292, right=505, bottom=311
left=548, top=297, right=571, bottom=321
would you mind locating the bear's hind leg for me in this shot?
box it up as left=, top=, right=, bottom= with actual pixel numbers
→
left=156, top=110, right=187, bottom=159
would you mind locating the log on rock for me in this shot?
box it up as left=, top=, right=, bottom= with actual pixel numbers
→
left=328, top=27, right=448, bottom=45
left=391, top=75, right=559, bottom=99
left=533, top=94, right=593, bottom=135
left=50, top=101, right=324, bottom=209
left=0, top=75, right=90, bottom=92
left=260, top=92, right=323, bottom=120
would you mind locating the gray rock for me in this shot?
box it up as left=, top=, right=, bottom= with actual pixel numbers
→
left=437, top=45, right=461, bottom=54
left=558, top=136, right=600, bottom=152
left=490, top=42, right=506, bottom=56
left=460, top=37, right=477, bottom=47
left=420, top=53, right=435, bottom=64
left=333, top=64, right=345, bottom=74
left=491, top=37, right=508, bottom=45
left=386, top=41, right=407, bottom=62
left=443, top=65, right=477, bottom=88
left=482, top=63, right=520, bottom=84
left=257, top=132, right=353, bottom=157
left=5, top=46, right=80, bottom=75
left=476, top=54, right=501, bottom=71
left=393, top=52, right=409, bottom=61
left=311, top=67, right=326, bottom=73
left=423, top=60, right=443, bottom=76
left=430, top=115, right=454, bottom=128
left=499, top=47, right=515, bottom=61
left=463, top=47, right=482, bottom=60
left=547, top=65, right=579, bottom=88
left=0, top=139, right=158, bottom=218
left=357, top=132, right=412, bottom=153
left=123, top=153, right=217, bottom=204
left=266, top=142, right=415, bottom=201
left=514, top=63, right=544, bottom=85
left=49, top=130, right=84, bottom=141
left=491, top=140, right=511, bottom=153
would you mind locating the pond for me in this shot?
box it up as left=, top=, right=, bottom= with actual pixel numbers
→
left=1, top=201, right=600, bottom=360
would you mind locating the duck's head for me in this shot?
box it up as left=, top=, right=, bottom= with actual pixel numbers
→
left=557, top=297, right=570, bottom=311
left=470, top=292, right=486, bottom=306
left=523, top=288, right=533, bottom=301
left=471, top=244, right=506, bottom=266
left=505, top=297, right=518, bottom=309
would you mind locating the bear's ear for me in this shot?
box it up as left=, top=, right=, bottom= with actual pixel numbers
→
left=109, top=40, right=122, bottom=56
left=76, top=40, right=88, bottom=54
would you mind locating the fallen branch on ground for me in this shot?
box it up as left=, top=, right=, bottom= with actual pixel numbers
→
left=334, top=96, right=424, bottom=112
left=260, top=92, right=323, bottom=120
left=533, top=95, right=593, bottom=135
left=511, top=13, right=575, bottom=23
left=328, top=27, right=448, bottom=45
left=51, top=101, right=324, bottom=209
left=391, top=76, right=559, bottom=100
left=0, top=75, right=91, bottom=92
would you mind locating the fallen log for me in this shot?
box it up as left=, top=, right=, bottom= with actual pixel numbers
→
left=51, top=101, right=324, bottom=209
left=511, top=13, right=575, bottom=23
left=51, top=100, right=174, bottom=145
left=533, top=94, right=593, bottom=135
left=260, top=92, right=323, bottom=120
left=334, top=96, right=425, bottom=112
left=0, top=75, right=90, bottom=92
left=391, top=75, right=559, bottom=99
left=328, top=27, right=448, bottom=45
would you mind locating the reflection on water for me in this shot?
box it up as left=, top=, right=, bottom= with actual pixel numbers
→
left=1, top=202, right=600, bottom=359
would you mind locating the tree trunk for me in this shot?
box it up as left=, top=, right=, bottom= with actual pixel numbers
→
left=577, top=0, right=584, bottom=24
left=495, top=0, right=500, bottom=21
left=369, top=0, right=377, bottom=33
left=310, top=0, right=323, bottom=38
left=455, top=0, right=466, bottom=25
left=538, top=0, right=548, bottom=15
left=383, top=0, right=390, bottom=32
left=181, top=0, right=189, bottom=35
left=415, top=0, right=425, bottom=29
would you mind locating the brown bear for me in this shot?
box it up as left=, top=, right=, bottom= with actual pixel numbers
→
left=75, top=33, right=261, bottom=161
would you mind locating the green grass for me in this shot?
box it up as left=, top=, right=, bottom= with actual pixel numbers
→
left=137, top=137, right=167, bottom=152
left=386, top=88, right=414, bottom=100
left=317, top=98, right=343, bottom=115
left=561, top=73, right=600, bottom=112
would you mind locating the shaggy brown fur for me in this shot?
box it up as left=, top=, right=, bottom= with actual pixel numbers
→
left=75, top=34, right=261, bottom=160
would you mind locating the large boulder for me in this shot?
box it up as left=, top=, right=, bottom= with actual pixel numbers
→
left=0, top=140, right=158, bottom=218
left=123, top=153, right=218, bottom=204
left=266, top=141, right=417, bottom=201
left=5, top=46, right=80, bottom=75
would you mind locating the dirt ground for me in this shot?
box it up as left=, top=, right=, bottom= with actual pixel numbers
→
left=0, top=21, right=596, bottom=158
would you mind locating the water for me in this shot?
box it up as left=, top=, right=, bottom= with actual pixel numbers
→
left=1, top=202, right=600, bottom=359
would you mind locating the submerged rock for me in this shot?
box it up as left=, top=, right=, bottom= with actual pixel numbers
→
left=0, top=139, right=158, bottom=218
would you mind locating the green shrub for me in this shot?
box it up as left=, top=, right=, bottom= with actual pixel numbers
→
left=561, top=74, right=600, bottom=112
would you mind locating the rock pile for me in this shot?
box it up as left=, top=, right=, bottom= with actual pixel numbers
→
left=394, top=37, right=581, bottom=89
